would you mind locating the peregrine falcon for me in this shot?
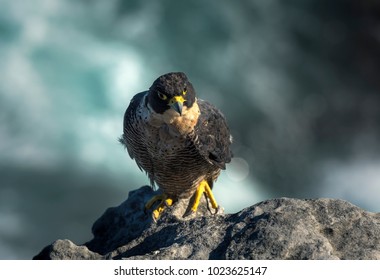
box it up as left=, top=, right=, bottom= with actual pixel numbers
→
left=120, top=72, right=232, bottom=220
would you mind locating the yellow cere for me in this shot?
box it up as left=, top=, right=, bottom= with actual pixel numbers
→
left=169, top=95, right=186, bottom=105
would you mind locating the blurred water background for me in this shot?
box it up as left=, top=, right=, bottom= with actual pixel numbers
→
left=1, top=0, right=380, bottom=259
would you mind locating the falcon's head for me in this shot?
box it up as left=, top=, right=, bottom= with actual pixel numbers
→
left=147, top=72, right=196, bottom=116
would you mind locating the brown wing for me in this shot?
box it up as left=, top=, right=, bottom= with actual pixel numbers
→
left=192, top=99, right=232, bottom=170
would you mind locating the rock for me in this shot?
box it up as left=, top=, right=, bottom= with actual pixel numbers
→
left=34, top=239, right=101, bottom=260
left=33, top=186, right=380, bottom=260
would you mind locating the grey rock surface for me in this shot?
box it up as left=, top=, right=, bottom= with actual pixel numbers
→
left=33, top=186, right=380, bottom=260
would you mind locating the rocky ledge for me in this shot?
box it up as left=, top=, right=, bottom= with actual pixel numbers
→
left=34, top=186, right=380, bottom=260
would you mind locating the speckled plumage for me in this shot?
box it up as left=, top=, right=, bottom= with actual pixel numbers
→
left=120, top=72, right=232, bottom=200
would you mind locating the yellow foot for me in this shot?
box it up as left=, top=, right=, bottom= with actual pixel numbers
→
left=144, top=193, right=174, bottom=221
left=191, top=179, right=219, bottom=213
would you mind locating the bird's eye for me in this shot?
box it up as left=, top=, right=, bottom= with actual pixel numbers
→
left=157, top=92, right=167, bottom=100
left=182, top=87, right=187, bottom=95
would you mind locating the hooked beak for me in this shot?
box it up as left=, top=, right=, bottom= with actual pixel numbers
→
left=169, top=95, right=185, bottom=116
